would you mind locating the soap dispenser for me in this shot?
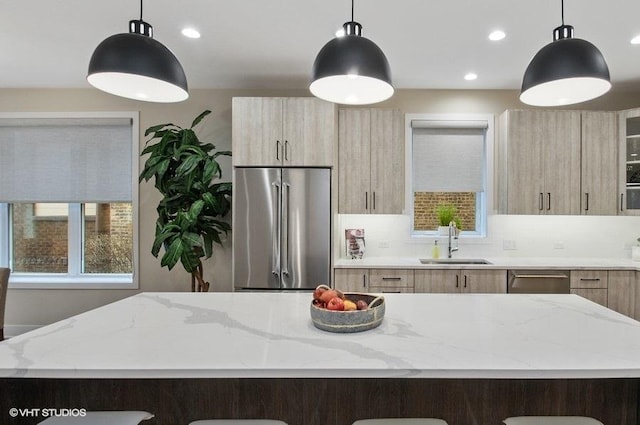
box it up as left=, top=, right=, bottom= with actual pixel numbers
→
left=432, top=240, right=440, bottom=259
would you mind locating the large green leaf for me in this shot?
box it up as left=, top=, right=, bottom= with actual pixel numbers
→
left=160, top=238, right=184, bottom=270
left=179, top=247, right=200, bottom=273
left=190, top=110, right=211, bottom=128
left=181, top=231, right=202, bottom=248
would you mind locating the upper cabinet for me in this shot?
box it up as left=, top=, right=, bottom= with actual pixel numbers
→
left=618, top=108, right=640, bottom=215
left=232, top=97, right=337, bottom=167
left=581, top=111, right=618, bottom=215
left=499, top=109, right=618, bottom=215
left=499, top=109, right=581, bottom=215
left=338, top=108, right=404, bottom=214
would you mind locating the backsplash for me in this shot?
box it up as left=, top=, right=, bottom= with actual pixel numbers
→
left=335, top=214, right=640, bottom=260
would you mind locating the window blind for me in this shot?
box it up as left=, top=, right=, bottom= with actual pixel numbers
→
left=412, top=127, right=485, bottom=192
left=0, top=117, right=133, bottom=202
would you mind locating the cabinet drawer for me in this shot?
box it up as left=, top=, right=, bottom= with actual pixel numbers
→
left=368, top=286, right=414, bottom=294
left=570, top=270, right=608, bottom=289
left=571, top=288, right=608, bottom=307
left=369, top=269, right=414, bottom=288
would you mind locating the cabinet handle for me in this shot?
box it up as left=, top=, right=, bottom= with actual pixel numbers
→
left=584, top=193, right=589, bottom=211
left=580, top=278, right=601, bottom=281
left=276, top=140, right=281, bottom=160
left=365, top=192, right=368, bottom=210
left=547, top=193, right=551, bottom=211
left=382, top=277, right=402, bottom=281
left=455, top=275, right=459, bottom=288
left=621, top=193, right=625, bottom=212
left=363, top=274, right=367, bottom=288
left=463, top=275, right=467, bottom=288
left=539, top=193, right=544, bottom=211
left=382, top=290, right=401, bottom=293
left=373, top=192, right=376, bottom=210
left=284, top=140, right=289, bottom=161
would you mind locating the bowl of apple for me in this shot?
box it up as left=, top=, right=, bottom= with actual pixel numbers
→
left=310, top=285, right=385, bottom=333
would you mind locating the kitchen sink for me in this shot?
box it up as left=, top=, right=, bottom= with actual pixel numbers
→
left=419, top=258, right=492, bottom=265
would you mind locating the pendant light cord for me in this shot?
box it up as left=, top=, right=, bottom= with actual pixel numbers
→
left=351, top=0, right=354, bottom=22
left=140, top=0, right=144, bottom=21
left=560, top=0, right=564, bottom=25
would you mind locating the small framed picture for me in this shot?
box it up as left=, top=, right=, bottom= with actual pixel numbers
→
left=345, top=228, right=365, bottom=259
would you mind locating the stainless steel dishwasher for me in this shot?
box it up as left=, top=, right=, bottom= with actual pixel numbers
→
left=507, top=270, right=570, bottom=294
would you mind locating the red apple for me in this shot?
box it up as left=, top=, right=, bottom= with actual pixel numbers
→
left=326, top=297, right=345, bottom=311
left=320, top=289, right=339, bottom=304
left=313, top=286, right=327, bottom=301
left=356, top=300, right=368, bottom=310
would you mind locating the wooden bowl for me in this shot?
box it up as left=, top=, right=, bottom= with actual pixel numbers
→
left=310, top=292, right=385, bottom=333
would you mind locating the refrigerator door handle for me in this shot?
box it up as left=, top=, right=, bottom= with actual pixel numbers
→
left=271, top=181, right=281, bottom=278
left=281, top=182, right=290, bottom=277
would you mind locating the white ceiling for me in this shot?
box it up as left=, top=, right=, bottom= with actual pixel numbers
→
left=3, top=0, right=640, bottom=93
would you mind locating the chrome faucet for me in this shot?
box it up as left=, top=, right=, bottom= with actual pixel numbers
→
left=448, top=221, right=459, bottom=258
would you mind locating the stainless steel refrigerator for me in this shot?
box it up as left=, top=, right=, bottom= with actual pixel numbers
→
left=233, top=167, right=331, bottom=290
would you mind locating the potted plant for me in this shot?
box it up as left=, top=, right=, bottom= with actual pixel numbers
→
left=435, top=204, right=462, bottom=236
left=139, top=110, right=232, bottom=292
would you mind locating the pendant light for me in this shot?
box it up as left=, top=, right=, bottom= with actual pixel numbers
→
left=520, top=0, right=610, bottom=106
left=87, top=0, right=189, bottom=103
left=310, top=0, right=393, bottom=105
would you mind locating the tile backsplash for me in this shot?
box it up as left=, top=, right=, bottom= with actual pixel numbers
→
left=335, top=214, right=640, bottom=260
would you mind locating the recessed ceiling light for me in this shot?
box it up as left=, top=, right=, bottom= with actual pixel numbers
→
left=464, top=73, right=478, bottom=81
left=488, top=30, right=506, bottom=41
left=631, top=35, right=640, bottom=44
left=181, top=28, right=201, bottom=39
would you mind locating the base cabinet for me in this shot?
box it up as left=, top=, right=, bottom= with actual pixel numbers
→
left=570, top=270, right=608, bottom=307
left=415, top=269, right=507, bottom=293
left=334, top=269, right=415, bottom=293
left=608, top=270, right=640, bottom=320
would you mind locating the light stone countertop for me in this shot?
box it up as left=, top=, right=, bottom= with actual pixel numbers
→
left=1, top=292, right=640, bottom=380
left=334, top=256, right=640, bottom=270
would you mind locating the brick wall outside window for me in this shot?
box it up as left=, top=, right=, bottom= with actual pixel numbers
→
left=413, top=192, right=476, bottom=232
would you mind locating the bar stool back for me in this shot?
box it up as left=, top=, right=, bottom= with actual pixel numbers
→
left=353, top=418, right=449, bottom=425
left=504, top=416, right=604, bottom=425
left=37, top=411, right=154, bottom=425
left=189, top=420, right=288, bottom=425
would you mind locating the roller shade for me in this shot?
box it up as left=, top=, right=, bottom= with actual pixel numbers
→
left=412, top=127, right=485, bottom=192
left=0, top=117, right=133, bottom=202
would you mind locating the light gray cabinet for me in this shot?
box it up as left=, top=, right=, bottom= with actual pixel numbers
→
left=570, top=269, right=608, bottom=307
left=499, top=110, right=581, bottom=215
left=334, top=268, right=415, bottom=293
left=607, top=270, right=640, bottom=320
left=581, top=112, right=618, bottom=215
left=414, top=269, right=507, bottom=293
left=232, top=97, right=336, bottom=167
left=338, top=108, right=404, bottom=214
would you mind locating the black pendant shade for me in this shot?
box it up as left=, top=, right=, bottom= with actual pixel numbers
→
left=87, top=12, right=188, bottom=103
left=310, top=7, right=393, bottom=105
left=520, top=11, right=611, bottom=106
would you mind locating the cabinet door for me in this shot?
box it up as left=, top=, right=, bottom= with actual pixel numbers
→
left=503, top=110, right=545, bottom=214
left=543, top=110, right=581, bottom=215
left=570, top=270, right=608, bottom=289
left=462, top=269, right=507, bottom=293
left=370, top=109, right=404, bottom=213
left=369, top=269, right=414, bottom=292
left=338, top=109, right=371, bottom=213
left=617, top=108, right=640, bottom=216
left=334, top=269, right=369, bottom=292
left=414, top=269, right=460, bottom=293
left=608, top=270, right=639, bottom=320
left=283, top=98, right=335, bottom=167
left=571, top=288, right=608, bottom=307
left=232, top=97, right=283, bottom=166
left=581, top=112, right=618, bottom=215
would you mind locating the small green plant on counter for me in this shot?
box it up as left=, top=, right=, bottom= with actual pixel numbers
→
left=435, top=204, right=462, bottom=230
left=139, top=110, right=232, bottom=292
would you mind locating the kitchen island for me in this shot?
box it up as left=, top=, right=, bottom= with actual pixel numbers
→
left=1, top=292, right=639, bottom=424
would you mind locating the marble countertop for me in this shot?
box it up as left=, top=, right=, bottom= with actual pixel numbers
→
left=1, top=292, right=640, bottom=380
left=334, top=256, right=640, bottom=270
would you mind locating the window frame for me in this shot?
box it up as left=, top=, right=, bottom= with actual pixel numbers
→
left=404, top=113, right=495, bottom=239
left=0, top=111, right=139, bottom=290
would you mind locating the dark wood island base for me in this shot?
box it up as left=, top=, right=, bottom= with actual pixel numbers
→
left=1, top=378, right=637, bottom=425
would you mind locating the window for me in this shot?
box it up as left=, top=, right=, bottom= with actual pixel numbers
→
left=0, top=112, right=138, bottom=289
left=406, top=114, right=493, bottom=237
